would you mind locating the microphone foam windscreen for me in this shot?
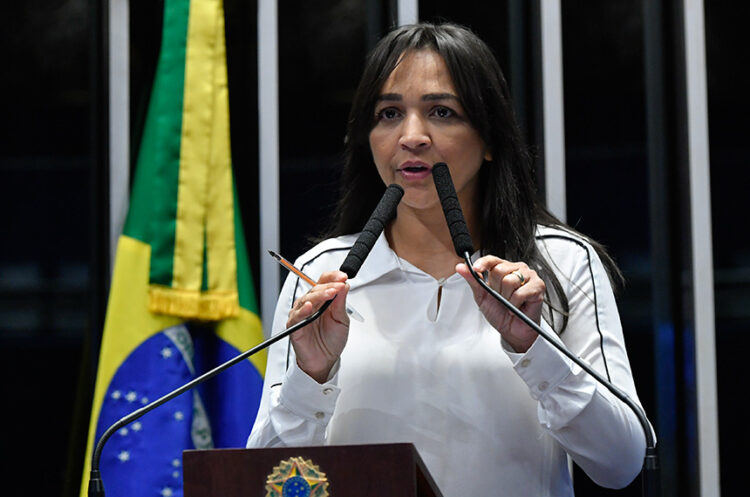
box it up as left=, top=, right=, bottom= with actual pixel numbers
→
left=432, top=163, right=475, bottom=256
left=339, top=184, right=404, bottom=278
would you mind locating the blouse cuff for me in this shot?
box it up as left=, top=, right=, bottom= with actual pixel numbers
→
left=505, top=321, right=597, bottom=430
left=278, top=360, right=341, bottom=424
left=506, top=323, right=573, bottom=402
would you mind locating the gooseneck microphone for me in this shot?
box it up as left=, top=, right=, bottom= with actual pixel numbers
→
left=340, top=184, right=404, bottom=277
left=431, top=162, right=659, bottom=497
left=88, top=185, right=404, bottom=496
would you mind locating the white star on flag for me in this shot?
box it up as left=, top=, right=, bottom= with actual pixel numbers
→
left=117, top=451, right=130, bottom=462
left=160, top=347, right=173, bottom=359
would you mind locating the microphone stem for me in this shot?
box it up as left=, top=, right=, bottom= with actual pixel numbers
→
left=462, top=252, right=659, bottom=496
left=88, top=298, right=335, bottom=496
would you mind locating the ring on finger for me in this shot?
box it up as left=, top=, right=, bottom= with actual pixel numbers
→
left=512, top=270, right=526, bottom=286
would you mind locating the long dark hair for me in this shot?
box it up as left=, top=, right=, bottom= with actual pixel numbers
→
left=322, top=22, right=622, bottom=333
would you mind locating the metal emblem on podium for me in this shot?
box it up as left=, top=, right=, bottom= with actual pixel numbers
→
left=265, top=457, right=329, bottom=497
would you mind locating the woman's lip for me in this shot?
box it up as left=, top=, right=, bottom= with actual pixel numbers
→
left=396, top=161, right=432, bottom=172
left=397, top=165, right=433, bottom=180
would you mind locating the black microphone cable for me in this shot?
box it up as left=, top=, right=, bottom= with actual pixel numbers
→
left=431, top=162, right=658, bottom=497
left=89, top=184, right=404, bottom=496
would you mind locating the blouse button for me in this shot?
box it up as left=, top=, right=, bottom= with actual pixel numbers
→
left=520, top=359, right=531, bottom=368
left=314, top=412, right=325, bottom=420
left=322, top=387, right=333, bottom=395
left=538, top=381, right=549, bottom=392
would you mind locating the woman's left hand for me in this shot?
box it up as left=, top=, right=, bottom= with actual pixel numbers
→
left=456, top=256, right=545, bottom=353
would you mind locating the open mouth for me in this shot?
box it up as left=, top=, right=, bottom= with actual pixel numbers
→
left=398, top=162, right=432, bottom=174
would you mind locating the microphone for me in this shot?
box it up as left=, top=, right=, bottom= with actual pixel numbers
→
left=339, top=184, right=404, bottom=278
left=430, top=162, right=659, bottom=497
left=432, top=163, right=473, bottom=255
left=88, top=185, right=405, bottom=496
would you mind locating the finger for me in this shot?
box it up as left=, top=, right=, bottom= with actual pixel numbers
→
left=300, top=281, right=347, bottom=303
left=455, top=262, right=491, bottom=303
left=499, top=269, right=527, bottom=300
left=482, top=262, right=516, bottom=299
left=470, top=255, right=507, bottom=275
left=508, top=277, right=544, bottom=310
left=507, top=275, right=545, bottom=329
left=317, top=270, right=349, bottom=284
left=457, top=256, right=507, bottom=288
left=288, top=284, right=344, bottom=328
left=290, top=281, right=346, bottom=318
left=326, top=282, right=351, bottom=327
left=287, top=300, right=315, bottom=328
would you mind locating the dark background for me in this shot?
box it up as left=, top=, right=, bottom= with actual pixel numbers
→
left=0, top=1, right=746, bottom=496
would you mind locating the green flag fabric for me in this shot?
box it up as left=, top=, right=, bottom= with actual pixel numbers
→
left=80, top=0, right=265, bottom=495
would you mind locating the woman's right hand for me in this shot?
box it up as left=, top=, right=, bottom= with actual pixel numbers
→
left=287, top=270, right=350, bottom=383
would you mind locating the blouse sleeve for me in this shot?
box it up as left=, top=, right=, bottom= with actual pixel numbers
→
left=505, top=235, right=653, bottom=488
left=246, top=272, right=341, bottom=448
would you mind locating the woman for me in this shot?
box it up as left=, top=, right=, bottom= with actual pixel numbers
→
left=248, top=22, right=649, bottom=496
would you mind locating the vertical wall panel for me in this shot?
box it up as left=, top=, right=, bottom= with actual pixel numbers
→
left=561, top=2, right=651, bottom=494
left=109, top=0, right=129, bottom=276
left=398, top=0, right=418, bottom=25
left=540, top=0, right=566, bottom=221
left=683, top=0, right=720, bottom=495
left=258, top=0, right=279, bottom=336
left=705, top=0, right=750, bottom=494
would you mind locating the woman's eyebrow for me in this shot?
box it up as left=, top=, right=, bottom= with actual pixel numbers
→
left=375, top=92, right=459, bottom=102
left=376, top=93, right=401, bottom=102
left=422, top=92, right=459, bottom=101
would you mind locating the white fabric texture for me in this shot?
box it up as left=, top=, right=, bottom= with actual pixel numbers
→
left=247, top=226, right=649, bottom=496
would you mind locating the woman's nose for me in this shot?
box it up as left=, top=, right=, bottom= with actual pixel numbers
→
left=398, top=113, right=431, bottom=150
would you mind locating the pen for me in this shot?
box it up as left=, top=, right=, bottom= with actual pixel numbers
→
left=268, top=250, right=364, bottom=322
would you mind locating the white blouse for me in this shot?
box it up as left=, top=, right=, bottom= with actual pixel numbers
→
left=247, top=226, right=650, bottom=497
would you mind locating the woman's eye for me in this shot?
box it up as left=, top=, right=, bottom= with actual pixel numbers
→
left=432, top=106, right=455, bottom=119
left=376, top=108, right=401, bottom=121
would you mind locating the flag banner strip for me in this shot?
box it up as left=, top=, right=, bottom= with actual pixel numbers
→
left=155, top=0, right=238, bottom=320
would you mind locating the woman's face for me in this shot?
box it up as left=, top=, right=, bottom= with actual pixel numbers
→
left=368, top=49, right=490, bottom=213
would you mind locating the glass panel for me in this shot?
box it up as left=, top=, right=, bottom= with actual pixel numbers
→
left=224, top=0, right=260, bottom=290
left=278, top=0, right=393, bottom=261
left=705, top=3, right=750, bottom=495
left=419, top=0, right=511, bottom=68
left=561, top=2, right=653, bottom=495
left=419, top=1, right=531, bottom=133
left=0, top=0, right=99, bottom=494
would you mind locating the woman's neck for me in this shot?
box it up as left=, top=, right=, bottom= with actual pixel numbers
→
left=386, top=202, right=478, bottom=280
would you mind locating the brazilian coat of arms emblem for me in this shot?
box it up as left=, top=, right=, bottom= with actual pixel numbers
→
left=265, top=457, right=329, bottom=497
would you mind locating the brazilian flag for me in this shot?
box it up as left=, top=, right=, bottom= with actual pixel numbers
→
left=80, top=0, right=265, bottom=496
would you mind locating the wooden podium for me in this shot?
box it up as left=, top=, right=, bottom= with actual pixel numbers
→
left=183, top=443, right=444, bottom=497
